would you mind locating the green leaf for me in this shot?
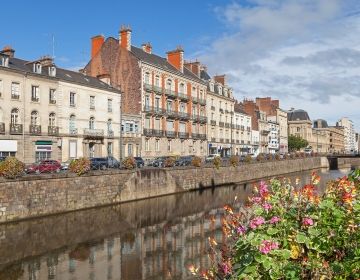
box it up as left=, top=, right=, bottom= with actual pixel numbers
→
left=263, top=258, right=272, bottom=270
left=308, top=227, right=320, bottom=237
left=296, top=233, right=309, bottom=244
left=267, top=227, right=279, bottom=235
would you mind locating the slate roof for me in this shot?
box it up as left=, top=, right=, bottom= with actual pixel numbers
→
left=287, top=109, right=311, bottom=121
left=4, top=57, right=119, bottom=93
left=200, top=69, right=211, bottom=81
left=313, top=119, right=329, bottom=128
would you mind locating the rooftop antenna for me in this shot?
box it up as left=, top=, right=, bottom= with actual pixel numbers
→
left=52, top=34, right=55, bottom=60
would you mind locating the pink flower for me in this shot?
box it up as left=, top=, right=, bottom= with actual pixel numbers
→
left=251, top=196, right=262, bottom=203
left=249, top=216, right=265, bottom=229
left=262, top=202, right=272, bottom=211
left=259, top=181, right=269, bottom=197
left=259, top=240, right=279, bottom=254
left=236, top=225, right=246, bottom=235
left=302, top=217, right=314, bottom=226
left=269, top=216, right=281, bottom=224
left=221, top=262, right=231, bottom=275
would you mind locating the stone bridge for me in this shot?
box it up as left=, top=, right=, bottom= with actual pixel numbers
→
left=326, top=154, right=360, bottom=170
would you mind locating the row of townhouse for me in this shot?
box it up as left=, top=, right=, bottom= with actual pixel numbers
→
left=0, top=47, right=121, bottom=163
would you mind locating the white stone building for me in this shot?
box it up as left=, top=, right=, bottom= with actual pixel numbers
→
left=233, top=107, right=252, bottom=155
left=337, top=117, right=357, bottom=153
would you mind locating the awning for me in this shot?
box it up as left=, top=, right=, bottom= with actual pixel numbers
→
left=0, top=140, right=17, bottom=152
left=35, top=140, right=52, bottom=145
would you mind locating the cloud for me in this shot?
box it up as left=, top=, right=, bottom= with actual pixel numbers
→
left=197, top=0, right=360, bottom=130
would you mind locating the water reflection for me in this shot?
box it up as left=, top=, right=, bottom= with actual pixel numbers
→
left=0, top=169, right=348, bottom=280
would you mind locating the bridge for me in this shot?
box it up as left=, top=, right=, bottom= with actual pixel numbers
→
left=327, top=154, right=360, bottom=170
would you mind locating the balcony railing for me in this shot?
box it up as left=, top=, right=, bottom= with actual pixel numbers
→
left=48, top=126, right=59, bottom=136
left=144, top=106, right=166, bottom=116
left=199, top=116, right=207, bottom=123
left=241, top=125, right=245, bottom=131
left=192, top=96, right=199, bottom=103
left=236, top=140, right=240, bottom=144
left=108, top=130, right=114, bottom=138
left=178, top=132, right=189, bottom=139
left=192, top=133, right=206, bottom=140
left=225, top=139, right=230, bottom=143
left=210, top=120, right=216, bottom=126
left=211, top=106, right=215, bottom=111
left=69, top=128, right=78, bottom=136
left=178, top=93, right=189, bottom=101
left=166, top=131, right=176, bottom=138
left=144, top=128, right=164, bottom=137
left=144, top=83, right=153, bottom=92
left=179, top=112, right=190, bottom=120
left=219, top=122, right=225, bottom=127
left=11, top=94, right=20, bottom=100
left=153, top=85, right=162, bottom=94
left=236, top=125, right=240, bottom=130
left=10, top=124, right=23, bottom=134
left=231, top=124, right=236, bottom=129
left=219, top=108, right=224, bottom=114
left=166, top=110, right=179, bottom=119
left=199, top=98, right=206, bottom=105
left=49, top=99, right=56, bottom=104
left=0, top=122, right=5, bottom=134
left=211, top=137, right=216, bottom=142
left=84, top=128, right=104, bottom=138
left=261, top=130, right=270, bottom=135
left=247, top=127, right=251, bottom=132
left=165, top=89, right=177, bottom=99
left=31, top=97, right=39, bottom=102
left=225, top=123, right=230, bottom=128
left=225, top=110, right=229, bottom=114
left=219, top=138, right=224, bottom=143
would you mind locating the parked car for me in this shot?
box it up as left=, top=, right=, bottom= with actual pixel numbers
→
left=134, top=157, right=145, bottom=168
left=61, top=159, right=74, bottom=170
left=205, top=154, right=221, bottom=163
left=25, top=160, right=62, bottom=174
left=0, top=156, right=6, bottom=162
left=175, top=156, right=194, bottom=166
left=90, top=156, right=120, bottom=170
left=152, top=156, right=168, bottom=167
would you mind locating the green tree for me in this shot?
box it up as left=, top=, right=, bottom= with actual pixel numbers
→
left=288, top=135, right=308, bottom=152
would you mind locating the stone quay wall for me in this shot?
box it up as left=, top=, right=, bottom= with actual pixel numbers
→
left=0, top=157, right=329, bottom=224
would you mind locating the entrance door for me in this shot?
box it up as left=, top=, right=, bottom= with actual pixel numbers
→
left=89, top=143, right=95, bottom=158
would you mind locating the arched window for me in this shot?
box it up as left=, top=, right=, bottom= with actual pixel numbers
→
left=49, top=113, right=56, bottom=127
left=155, top=75, right=160, bottom=87
left=166, top=79, right=172, bottom=90
left=179, top=83, right=185, bottom=93
left=144, top=72, right=150, bottom=84
left=69, top=114, right=76, bottom=133
left=107, top=119, right=112, bottom=131
left=11, top=108, right=19, bottom=125
left=89, top=117, right=95, bottom=129
left=31, top=111, right=39, bottom=125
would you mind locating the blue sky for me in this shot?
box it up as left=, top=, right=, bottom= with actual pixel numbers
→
left=1, top=0, right=360, bottom=130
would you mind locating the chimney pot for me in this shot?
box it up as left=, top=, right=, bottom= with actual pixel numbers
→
left=166, top=47, right=184, bottom=72
left=91, top=35, right=105, bottom=59
left=2, top=45, right=15, bottom=58
left=119, top=25, right=132, bottom=51
left=141, top=42, right=152, bottom=54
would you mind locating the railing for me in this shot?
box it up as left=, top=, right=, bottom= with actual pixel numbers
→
left=178, top=132, right=189, bottom=139
left=225, top=110, right=229, bottom=114
left=261, top=130, right=270, bottom=135
left=179, top=112, right=190, bottom=120
left=219, top=122, right=225, bottom=127
left=108, top=130, right=114, bottom=138
left=49, top=99, right=56, bottom=104
left=153, top=85, right=162, bottom=94
left=219, top=108, right=224, bottom=114
left=211, top=137, right=216, bottom=142
left=69, top=128, right=78, bottom=136
left=165, top=88, right=177, bottom=99
left=225, top=139, right=230, bottom=143
left=199, top=98, right=206, bottom=105
left=144, top=128, right=164, bottom=137
left=178, top=92, right=189, bottom=101
left=199, top=116, right=207, bottom=123
left=144, top=106, right=165, bottom=116
left=247, top=127, right=251, bottom=132
left=231, top=124, right=236, bottom=129
left=10, top=124, right=23, bottom=134
left=166, top=131, right=176, bottom=138
left=219, top=138, right=224, bottom=143
left=192, top=96, right=199, bottom=103
left=144, top=83, right=153, bottom=92
left=90, top=104, right=95, bottom=110
left=241, top=125, right=245, bottom=131
left=48, top=126, right=59, bottom=136
left=0, top=122, right=5, bottom=134
left=211, top=106, right=215, bottom=111
left=236, top=124, right=240, bottom=130
left=225, top=123, right=230, bottom=128
left=210, top=120, right=216, bottom=126
left=166, top=110, right=179, bottom=119
left=236, top=140, right=240, bottom=144
left=31, top=97, right=39, bottom=102
left=84, top=128, right=104, bottom=138
left=11, top=94, right=20, bottom=100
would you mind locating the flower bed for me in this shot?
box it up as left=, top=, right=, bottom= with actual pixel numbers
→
left=190, top=170, right=360, bottom=279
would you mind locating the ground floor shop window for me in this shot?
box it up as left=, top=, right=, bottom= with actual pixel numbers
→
left=0, top=151, right=16, bottom=157
left=35, top=151, right=51, bottom=162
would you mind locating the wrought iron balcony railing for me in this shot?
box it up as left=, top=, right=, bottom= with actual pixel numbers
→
left=225, top=123, right=230, bottom=128
left=178, top=132, right=189, bottom=139
left=178, top=93, right=189, bottom=101
left=84, top=128, right=104, bottom=138
left=108, top=130, right=114, bottom=138
left=219, top=122, right=225, bottom=127
left=48, top=126, right=59, bottom=136
left=0, top=122, right=5, bottom=134
left=11, top=94, right=20, bottom=100
left=165, top=88, right=177, bottom=99
left=199, top=98, right=206, bottom=105
left=210, top=120, right=216, bottom=126
left=144, top=83, right=153, bottom=92
left=10, top=124, right=23, bottom=134
left=165, top=131, right=176, bottom=138
left=211, top=106, right=215, bottom=111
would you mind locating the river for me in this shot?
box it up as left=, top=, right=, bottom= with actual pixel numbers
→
left=0, top=168, right=349, bottom=280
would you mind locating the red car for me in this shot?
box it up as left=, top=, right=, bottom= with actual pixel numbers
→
left=25, top=160, right=62, bottom=174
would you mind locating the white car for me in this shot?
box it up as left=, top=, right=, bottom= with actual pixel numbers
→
left=205, top=154, right=221, bottom=162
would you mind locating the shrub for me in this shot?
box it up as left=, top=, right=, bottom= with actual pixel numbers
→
left=256, top=153, right=265, bottom=162
left=164, top=157, right=175, bottom=167
left=229, top=155, right=239, bottom=167
left=244, top=155, right=252, bottom=164
left=190, top=171, right=360, bottom=279
left=191, top=156, right=202, bottom=167
left=69, top=157, right=90, bottom=176
left=213, top=156, right=221, bottom=169
left=283, top=153, right=289, bottom=160
left=274, top=153, right=281, bottom=160
left=0, top=157, right=25, bottom=179
left=122, top=156, right=136, bottom=169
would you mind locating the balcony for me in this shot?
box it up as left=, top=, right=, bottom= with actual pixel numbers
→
left=165, top=89, right=177, bottom=99
left=225, top=110, right=229, bottom=114
left=225, top=139, right=230, bottom=143
left=143, top=128, right=154, bottom=137
left=166, top=110, right=179, bottom=119
left=84, top=128, right=104, bottom=139
left=210, top=120, right=216, bottom=126
left=144, top=83, right=153, bottom=92
left=31, top=97, right=39, bottom=102
left=192, top=96, right=199, bottom=103
left=236, top=125, right=240, bottom=130
left=11, top=94, right=20, bottom=100
left=49, top=99, right=56, bottom=105
left=108, top=130, right=114, bottom=138
left=179, top=112, right=190, bottom=120
left=241, top=125, right=245, bottom=131
left=211, top=106, right=215, bottom=111
left=199, top=98, right=206, bottom=105
left=199, top=116, right=207, bottom=124
left=48, top=126, right=59, bottom=136
left=178, top=132, right=189, bottom=139
left=236, top=140, right=240, bottom=144
left=90, top=105, right=95, bottom=110
left=10, top=124, right=23, bottom=134
left=225, top=123, right=230, bottom=128
left=219, top=122, right=225, bottom=128
left=144, top=106, right=165, bottom=116
left=211, top=137, right=216, bottom=142
left=231, top=124, right=236, bottom=129
left=69, top=128, right=78, bottom=136
left=219, top=138, right=224, bottom=143
left=247, top=127, right=251, bottom=132
left=0, top=122, right=4, bottom=134
left=178, top=92, right=189, bottom=101
left=261, top=130, right=270, bottom=136
left=219, top=108, right=224, bottom=114
left=192, top=133, right=206, bottom=140
left=153, top=85, right=162, bottom=94
left=166, top=131, right=176, bottom=138
left=144, top=128, right=163, bottom=137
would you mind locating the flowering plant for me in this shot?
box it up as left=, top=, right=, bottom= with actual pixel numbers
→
left=192, top=156, right=202, bottom=167
left=190, top=171, right=360, bottom=279
left=229, top=155, right=240, bottom=167
left=122, top=156, right=136, bottom=169
left=69, top=158, right=90, bottom=176
left=0, top=157, right=25, bottom=179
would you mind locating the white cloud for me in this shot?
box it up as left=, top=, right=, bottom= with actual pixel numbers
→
left=198, top=0, right=360, bottom=130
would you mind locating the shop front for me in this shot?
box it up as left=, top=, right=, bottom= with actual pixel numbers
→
left=35, top=140, right=53, bottom=162
left=0, top=140, right=17, bottom=157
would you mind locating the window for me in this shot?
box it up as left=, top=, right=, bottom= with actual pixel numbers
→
left=70, top=92, right=76, bottom=107
left=155, top=139, right=160, bottom=151
left=69, top=115, right=76, bottom=134
left=49, top=113, right=56, bottom=127
left=30, top=111, right=39, bottom=125
left=90, top=96, right=95, bottom=109
left=35, top=151, right=51, bottom=162
left=49, top=66, right=56, bottom=77
left=145, top=139, right=150, bottom=151
left=11, top=108, right=19, bottom=125
left=167, top=100, right=172, bottom=111
left=107, top=119, right=112, bottom=132
left=49, top=89, right=56, bottom=104
left=167, top=140, right=171, bottom=152
left=107, top=142, right=113, bottom=156
left=108, top=99, right=112, bottom=112
left=155, top=75, right=160, bottom=87
left=180, top=103, right=185, bottom=113
left=155, top=98, right=160, bottom=110
left=144, top=72, right=150, bottom=84
left=11, top=82, right=20, bottom=99
left=145, top=117, right=150, bottom=129
left=33, top=63, right=42, bottom=73
left=179, top=83, right=185, bottom=93
left=134, top=122, right=139, bottom=132
left=0, top=80, right=2, bottom=98
left=89, top=117, right=95, bottom=129
left=166, top=79, right=172, bottom=90
left=145, top=95, right=150, bottom=109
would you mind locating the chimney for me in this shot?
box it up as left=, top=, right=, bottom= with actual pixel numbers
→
left=184, top=61, right=200, bottom=77
left=214, top=75, right=226, bottom=86
left=2, top=45, right=15, bottom=58
left=141, top=42, right=152, bottom=54
left=119, top=25, right=132, bottom=51
left=91, top=35, right=104, bottom=59
left=166, top=46, right=184, bottom=72
left=39, top=55, right=54, bottom=67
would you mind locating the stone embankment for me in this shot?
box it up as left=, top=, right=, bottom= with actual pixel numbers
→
left=0, top=156, right=344, bottom=224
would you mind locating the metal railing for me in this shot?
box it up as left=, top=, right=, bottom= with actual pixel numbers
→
left=166, top=110, right=179, bottom=119
left=211, top=106, right=215, bottom=111
left=179, top=112, right=190, bottom=120
left=225, top=123, right=230, bottom=128
left=144, top=83, right=153, bottom=92
left=31, top=97, right=39, bottom=102
left=165, top=88, right=177, bottom=98
left=192, top=96, right=199, bottom=103
left=0, top=122, right=4, bottom=134
left=178, top=93, right=189, bottom=100
left=69, top=128, right=78, bottom=136
left=10, top=124, right=23, bottom=134
left=199, top=98, right=206, bottom=105
left=49, top=99, right=56, bottom=104
left=84, top=128, right=104, bottom=138
left=48, top=126, right=59, bottom=136
left=11, top=94, right=20, bottom=100
left=210, top=120, right=216, bottom=126
left=166, top=131, right=176, bottom=138
left=178, top=132, right=189, bottom=139
left=108, top=130, right=114, bottom=138
left=153, top=85, right=162, bottom=94
left=219, top=122, right=225, bottom=127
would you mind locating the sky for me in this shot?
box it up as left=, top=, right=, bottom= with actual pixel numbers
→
left=1, top=0, right=360, bottom=130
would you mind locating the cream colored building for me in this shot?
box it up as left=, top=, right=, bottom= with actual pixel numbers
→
left=0, top=48, right=121, bottom=163
left=233, top=107, right=252, bottom=155
left=337, top=117, right=357, bottom=153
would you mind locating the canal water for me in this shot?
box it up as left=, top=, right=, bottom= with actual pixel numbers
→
left=0, top=169, right=349, bottom=280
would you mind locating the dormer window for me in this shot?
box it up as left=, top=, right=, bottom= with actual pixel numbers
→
left=218, top=85, right=222, bottom=95
left=49, top=66, right=56, bottom=77
left=33, top=63, right=42, bottom=74
left=209, top=83, right=214, bottom=92
left=0, top=56, right=9, bottom=67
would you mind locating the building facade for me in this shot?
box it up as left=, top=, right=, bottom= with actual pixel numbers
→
left=233, top=107, right=252, bottom=155
left=0, top=47, right=121, bottom=163
left=337, top=117, right=357, bottom=153
left=84, top=27, right=207, bottom=158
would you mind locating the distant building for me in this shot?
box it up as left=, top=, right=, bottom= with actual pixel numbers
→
left=337, top=117, right=357, bottom=153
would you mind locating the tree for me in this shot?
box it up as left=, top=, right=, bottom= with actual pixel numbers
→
left=288, top=135, right=309, bottom=152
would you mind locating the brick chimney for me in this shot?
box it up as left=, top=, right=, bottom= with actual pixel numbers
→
left=167, top=46, right=184, bottom=72
left=184, top=61, right=200, bottom=77
left=91, top=35, right=105, bottom=59
left=1, top=45, right=15, bottom=58
left=214, top=75, right=226, bottom=86
left=39, top=55, right=54, bottom=67
left=119, top=25, right=132, bottom=51
left=141, top=42, right=152, bottom=54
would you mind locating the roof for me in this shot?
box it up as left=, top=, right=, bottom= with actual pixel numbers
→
left=4, top=57, right=119, bottom=93
left=313, top=119, right=328, bottom=128
left=200, top=69, right=211, bottom=80
left=287, top=109, right=311, bottom=122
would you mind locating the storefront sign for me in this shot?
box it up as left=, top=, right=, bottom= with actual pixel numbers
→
left=0, top=140, right=17, bottom=152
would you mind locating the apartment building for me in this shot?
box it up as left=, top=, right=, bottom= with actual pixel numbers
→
left=267, top=120, right=279, bottom=153
left=233, top=106, right=252, bottom=155
left=0, top=47, right=121, bottom=163
left=313, top=119, right=344, bottom=153
left=84, top=27, right=207, bottom=158
left=337, top=117, right=357, bottom=153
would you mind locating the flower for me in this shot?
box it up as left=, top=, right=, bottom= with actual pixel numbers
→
left=188, top=264, right=199, bottom=275
left=224, top=205, right=234, bottom=214
left=290, top=243, right=301, bottom=259
left=251, top=196, right=262, bottom=204
left=236, top=225, right=246, bottom=235
left=259, top=240, right=279, bottom=254
left=249, top=216, right=265, bottom=229
left=302, top=217, right=314, bottom=226
left=269, top=216, right=281, bottom=224
left=311, top=172, right=321, bottom=185
left=221, top=262, right=232, bottom=275
left=262, top=202, right=272, bottom=211
left=259, top=181, right=270, bottom=198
